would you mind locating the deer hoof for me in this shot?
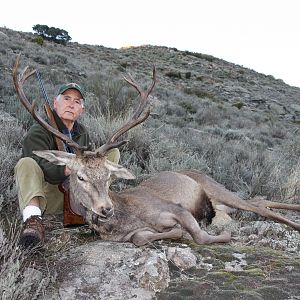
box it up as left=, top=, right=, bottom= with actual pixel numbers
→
left=220, top=231, right=231, bottom=242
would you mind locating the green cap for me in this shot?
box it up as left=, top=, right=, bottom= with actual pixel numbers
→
left=57, top=83, right=86, bottom=100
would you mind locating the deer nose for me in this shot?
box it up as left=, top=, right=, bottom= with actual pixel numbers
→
left=102, top=207, right=114, bottom=218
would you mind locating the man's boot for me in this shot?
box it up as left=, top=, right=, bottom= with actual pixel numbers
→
left=19, top=215, right=45, bottom=248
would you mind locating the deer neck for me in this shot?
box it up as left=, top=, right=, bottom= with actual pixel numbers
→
left=69, top=191, right=86, bottom=216
left=108, top=189, right=118, bottom=203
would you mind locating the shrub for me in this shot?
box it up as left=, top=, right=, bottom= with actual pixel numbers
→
left=49, top=54, right=68, bottom=65
left=165, top=70, right=182, bottom=79
left=184, top=87, right=214, bottom=99
left=85, top=72, right=136, bottom=119
left=183, top=51, right=215, bottom=62
left=33, top=55, right=49, bottom=65
left=0, top=116, right=25, bottom=204
left=232, top=102, right=244, bottom=109
left=179, top=101, right=197, bottom=114
left=31, top=36, right=44, bottom=46
left=185, top=72, right=192, bottom=79
left=10, top=43, right=24, bottom=52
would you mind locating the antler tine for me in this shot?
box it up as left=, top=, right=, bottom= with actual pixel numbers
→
left=124, top=66, right=156, bottom=94
left=13, top=54, right=85, bottom=151
left=95, top=66, right=156, bottom=155
left=124, top=66, right=156, bottom=120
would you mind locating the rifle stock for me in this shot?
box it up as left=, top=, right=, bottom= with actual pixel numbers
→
left=58, top=183, right=85, bottom=226
left=43, top=104, right=65, bottom=151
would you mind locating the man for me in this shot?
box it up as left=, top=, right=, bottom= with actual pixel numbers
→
left=15, top=83, right=119, bottom=248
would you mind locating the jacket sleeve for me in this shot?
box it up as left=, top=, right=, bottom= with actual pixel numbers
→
left=22, top=124, right=68, bottom=185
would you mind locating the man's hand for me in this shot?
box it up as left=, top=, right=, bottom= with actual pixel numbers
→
left=64, top=166, right=72, bottom=176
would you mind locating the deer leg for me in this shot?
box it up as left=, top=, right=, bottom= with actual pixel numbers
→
left=223, top=198, right=300, bottom=231
left=131, top=228, right=183, bottom=246
left=255, top=207, right=300, bottom=231
left=180, top=170, right=300, bottom=231
left=248, top=198, right=300, bottom=212
left=164, top=211, right=231, bottom=245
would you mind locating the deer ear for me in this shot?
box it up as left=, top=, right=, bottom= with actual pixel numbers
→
left=33, top=150, right=76, bottom=166
left=104, top=160, right=135, bottom=180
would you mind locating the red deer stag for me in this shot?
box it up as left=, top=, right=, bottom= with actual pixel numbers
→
left=13, top=55, right=300, bottom=246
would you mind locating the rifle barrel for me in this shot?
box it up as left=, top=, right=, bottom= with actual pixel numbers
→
left=36, top=70, right=50, bottom=105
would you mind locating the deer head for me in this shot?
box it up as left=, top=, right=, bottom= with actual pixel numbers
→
left=32, top=150, right=135, bottom=219
left=13, top=54, right=156, bottom=221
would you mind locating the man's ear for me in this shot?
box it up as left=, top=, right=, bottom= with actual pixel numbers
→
left=79, top=104, right=84, bottom=116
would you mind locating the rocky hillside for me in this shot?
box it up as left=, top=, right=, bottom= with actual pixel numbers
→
left=1, top=26, right=300, bottom=123
left=0, top=27, right=299, bottom=300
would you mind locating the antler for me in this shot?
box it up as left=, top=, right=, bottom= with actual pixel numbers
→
left=12, top=54, right=85, bottom=151
left=95, top=66, right=156, bottom=155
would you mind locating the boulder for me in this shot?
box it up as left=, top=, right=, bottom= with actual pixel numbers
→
left=45, top=241, right=170, bottom=300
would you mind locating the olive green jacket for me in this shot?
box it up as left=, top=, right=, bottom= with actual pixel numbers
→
left=22, top=111, right=90, bottom=185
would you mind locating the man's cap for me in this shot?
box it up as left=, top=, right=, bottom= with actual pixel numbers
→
left=57, top=83, right=86, bottom=100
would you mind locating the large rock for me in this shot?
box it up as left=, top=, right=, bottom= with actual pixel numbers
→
left=45, top=241, right=170, bottom=300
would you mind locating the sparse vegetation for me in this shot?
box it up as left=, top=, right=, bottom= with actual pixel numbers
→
left=0, top=223, right=50, bottom=299
left=0, top=26, right=299, bottom=298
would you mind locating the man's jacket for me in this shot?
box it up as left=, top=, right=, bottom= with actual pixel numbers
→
left=22, top=111, right=90, bottom=185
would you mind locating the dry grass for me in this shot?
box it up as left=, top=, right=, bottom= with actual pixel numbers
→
left=0, top=221, right=51, bottom=299
left=0, top=26, right=299, bottom=297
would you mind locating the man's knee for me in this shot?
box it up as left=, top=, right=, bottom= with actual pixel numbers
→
left=15, top=157, right=45, bottom=193
left=15, top=157, right=41, bottom=173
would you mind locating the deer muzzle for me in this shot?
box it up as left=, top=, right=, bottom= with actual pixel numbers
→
left=92, top=204, right=114, bottom=222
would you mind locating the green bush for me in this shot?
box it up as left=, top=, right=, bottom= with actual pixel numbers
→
left=232, top=102, right=244, bottom=109
left=31, top=36, right=44, bottom=46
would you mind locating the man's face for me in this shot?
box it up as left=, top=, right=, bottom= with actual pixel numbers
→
left=54, top=89, right=84, bottom=124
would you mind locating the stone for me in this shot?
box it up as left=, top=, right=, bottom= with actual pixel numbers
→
left=45, top=241, right=170, bottom=300
left=167, top=246, right=197, bottom=270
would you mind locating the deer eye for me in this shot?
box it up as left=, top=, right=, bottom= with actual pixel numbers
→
left=77, top=174, right=85, bottom=181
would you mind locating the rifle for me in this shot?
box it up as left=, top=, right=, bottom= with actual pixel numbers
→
left=36, top=71, right=85, bottom=226
left=36, top=71, right=66, bottom=152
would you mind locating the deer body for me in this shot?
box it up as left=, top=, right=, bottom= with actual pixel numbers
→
left=30, top=148, right=300, bottom=245
left=34, top=151, right=231, bottom=245
left=87, top=171, right=220, bottom=245
left=72, top=166, right=300, bottom=245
